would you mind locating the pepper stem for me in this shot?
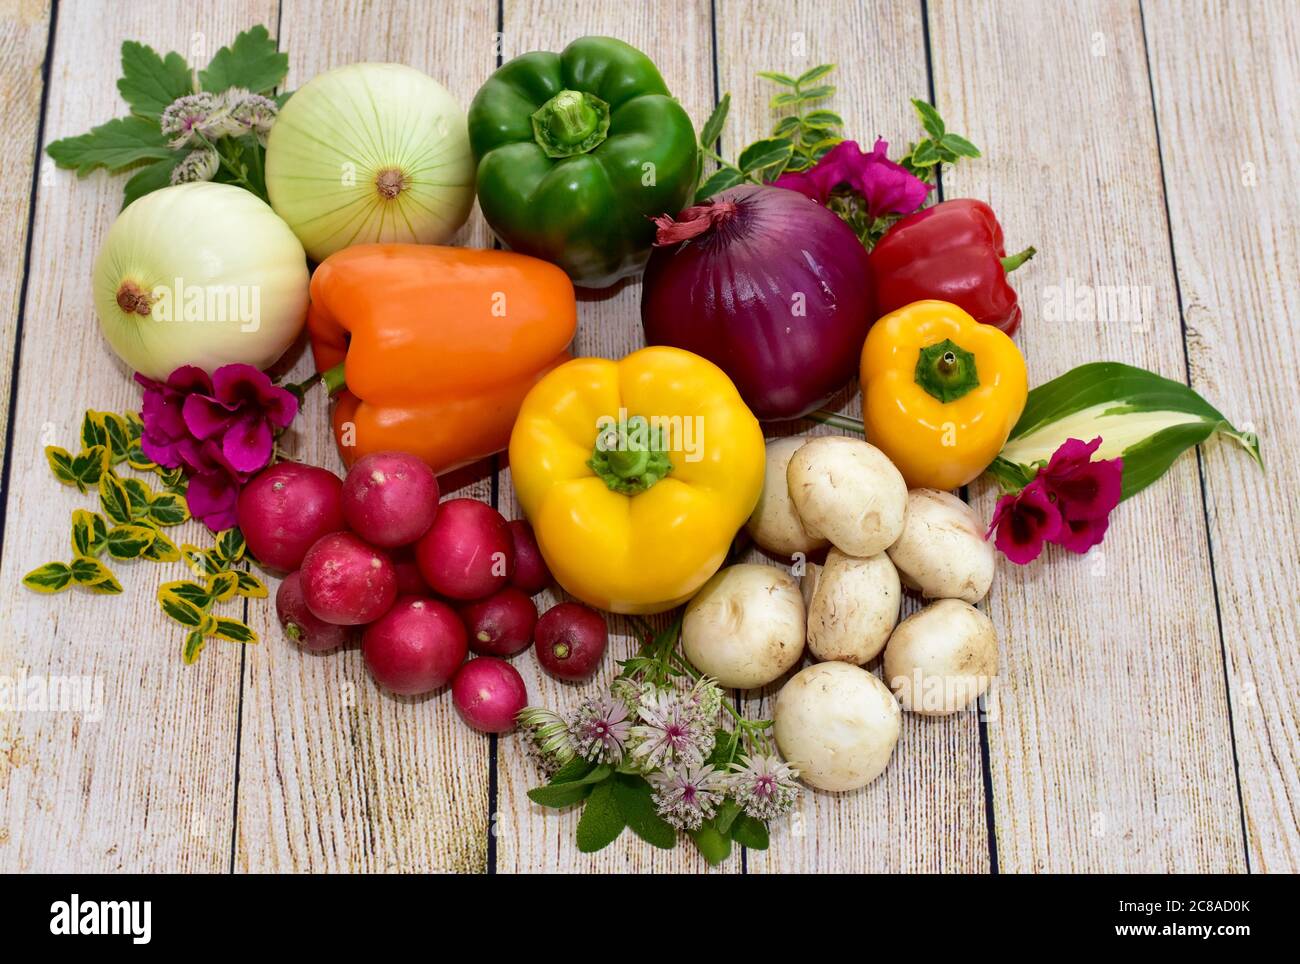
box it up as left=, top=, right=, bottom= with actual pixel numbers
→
left=588, top=415, right=673, bottom=495
left=1000, top=245, right=1037, bottom=273
left=531, top=90, right=611, bottom=158
left=914, top=339, right=980, bottom=403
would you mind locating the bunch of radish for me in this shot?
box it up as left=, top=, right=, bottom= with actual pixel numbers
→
left=236, top=452, right=608, bottom=734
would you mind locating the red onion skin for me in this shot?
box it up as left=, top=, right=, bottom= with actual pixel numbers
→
left=641, top=184, right=873, bottom=420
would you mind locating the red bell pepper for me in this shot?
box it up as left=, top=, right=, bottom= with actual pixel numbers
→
left=868, top=198, right=1035, bottom=336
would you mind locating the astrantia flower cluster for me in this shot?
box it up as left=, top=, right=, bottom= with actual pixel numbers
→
left=135, top=364, right=298, bottom=530
left=160, top=88, right=279, bottom=185
left=986, top=436, right=1124, bottom=564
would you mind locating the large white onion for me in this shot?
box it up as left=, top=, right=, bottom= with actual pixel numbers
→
left=92, top=182, right=309, bottom=380
left=264, top=63, right=475, bottom=261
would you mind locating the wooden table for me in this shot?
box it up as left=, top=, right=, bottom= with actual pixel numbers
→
left=0, top=0, right=1295, bottom=874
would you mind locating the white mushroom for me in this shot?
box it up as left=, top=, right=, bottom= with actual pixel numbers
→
left=786, top=436, right=908, bottom=557
left=804, top=548, right=900, bottom=665
left=883, top=598, right=999, bottom=716
left=887, top=488, right=996, bottom=604
left=682, top=564, right=805, bottom=689
left=746, top=436, right=830, bottom=558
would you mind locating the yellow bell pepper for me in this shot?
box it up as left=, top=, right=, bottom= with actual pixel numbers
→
left=509, top=346, right=765, bottom=614
left=861, top=300, right=1027, bottom=490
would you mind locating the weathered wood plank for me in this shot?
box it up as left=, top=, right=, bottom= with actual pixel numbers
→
left=1144, top=0, right=1300, bottom=872
left=931, top=0, right=1246, bottom=871
left=492, top=0, right=727, bottom=873
left=232, top=0, right=498, bottom=873
left=715, top=0, right=990, bottom=874
left=0, top=0, right=277, bottom=873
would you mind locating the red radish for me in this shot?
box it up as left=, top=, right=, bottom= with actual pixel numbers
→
left=535, top=602, right=609, bottom=681
left=459, top=587, right=537, bottom=657
left=276, top=571, right=350, bottom=652
left=416, top=498, right=513, bottom=600
left=342, top=450, right=440, bottom=548
left=237, top=463, right=345, bottom=571
left=363, top=596, right=467, bottom=695
left=393, top=559, right=428, bottom=596
left=507, top=520, right=552, bottom=595
left=452, top=657, right=527, bottom=733
left=300, top=532, right=396, bottom=625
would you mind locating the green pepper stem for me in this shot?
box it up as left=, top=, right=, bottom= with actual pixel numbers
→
left=1000, top=245, right=1037, bottom=273
left=587, top=415, right=673, bottom=495
left=320, top=362, right=347, bottom=395
left=531, top=90, right=612, bottom=158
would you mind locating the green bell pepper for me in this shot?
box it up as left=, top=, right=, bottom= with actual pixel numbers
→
left=467, top=36, right=699, bottom=288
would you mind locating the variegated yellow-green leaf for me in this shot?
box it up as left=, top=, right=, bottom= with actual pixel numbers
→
left=207, top=570, right=239, bottom=603
left=182, top=630, right=206, bottom=665
left=215, top=527, right=245, bottom=565
left=126, top=442, right=156, bottom=472
left=159, top=585, right=206, bottom=627
left=72, top=445, right=109, bottom=491
left=234, top=569, right=268, bottom=598
left=98, top=469, right=132, bottom=525
left=993, top=362, right=1263, bottom=500
left=69, top=556, right=122, bottom=594
left=141, top=528, right=181, bottom=563
left=147, top=491, right=189, bottom=526
left=70, top=509, right=109, bottom=558
left=81, top=410, right=109, bottom=451
left=122, top=477, right=153, bottom=519
left=181, top=544, right=224, bottom=578
left=46, top=445, right=77, bottom=487
left=100, top=412, right=132, bottom=465
left=159, top=579, right=211, bottom=610
left=105, top=524, right=156, bottom=560
left=212, top=617, right=258, bottom=644
left=124, top=410, right=144, bottom=439
left=156, top=465, right=185, bottom=490
left=22, top=561, right=73, bottom=593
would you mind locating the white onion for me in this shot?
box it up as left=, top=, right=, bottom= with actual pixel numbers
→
left=264, top=63, right=474, bottom=261
left=92, top=181, right=309, bottom=380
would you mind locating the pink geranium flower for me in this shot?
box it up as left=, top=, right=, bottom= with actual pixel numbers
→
left=135, top=363, right=298, bottom=531
left=773, top=138, right=931, bottom=218
left=986, top=437, right=1124, bottom=564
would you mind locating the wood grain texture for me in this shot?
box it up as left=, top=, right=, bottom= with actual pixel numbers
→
left=716, top=0, right=990, bottom=874
left=0, top=0, right=277, bottom=873
left=231, top=0, right=498, bottom=873
left=491, top=0, right=730, bottom=873
left=931, top=0, right=1246, bottom=871
left=1144, top=0, right=1300, bottom=872
left=0, top=0, right=51, bottom=482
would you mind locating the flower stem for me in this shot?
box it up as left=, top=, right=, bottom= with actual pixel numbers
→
left=803, top=408, right=866, bottom=433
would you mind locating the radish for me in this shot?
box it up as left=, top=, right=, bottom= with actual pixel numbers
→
left=535, top=602, right=608, bottom=681
left=363, top=595, right=467, bottom=695
left=459, top=587, right=537, bottom=657
left=452, top=657, right=527, bottom=733
left=276, top=571, right=350, bottom=652
left=300, top=532, right=397, bottom=625
left=342, top=450, right=440, bottom=548
left=415, top=498, right=513, bottom=600
left=507, top=519, right=552, bottom=595
left=393, top=558, right=428, bottom=596
left=237, top=462, right=345, bottom=571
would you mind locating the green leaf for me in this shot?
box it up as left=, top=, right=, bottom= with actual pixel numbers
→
left=45, top=446, right=77, bottom=486
left=199, top=25, right=287, bottom=95
left=698, top=92, right=730, bottom=149
left=527, top=782, right=595, bottom=809
left=141, top=528, right=181, bottom=563
left=714, top=796, right=742, bottom=834
left=159, top=585, right=207, bottom=627
left=757, top=70, right=797, bottom=87
left=998, top=362, right=1264, bottom=500
left=98, top=471, right=132, bottom=526
left=211, top=617, right=258, bottom=644
left=182, top=630, right=206, bottom=665
left=795, top=84, right=834, bottom=102
left=940, top=132, right=981, bottom=158
left=45, top=116, right=173, bottom=176
left=911, top=98, right=946, bottom=139
left=23, top=562, right=73, bottom=594
left=181, top=544, right=225, bottom=578
left=71, top=509, right=108, bottom=558
left=117, top=41, right=192, bottom=119
left=549, top=755, right=597, bottom=784
left=800, top=109, right=843, bottom=130
left=234, top=569, right=268, bottom=598
left=574, top=779, right=626, bottom=853
left=160, top=579, right=212, bottom=609
left=122, top=154, right=182, bottom=208
left=694, top=166, right=746, bottom=202
left=146, top=491, right=189, bottom=526
left=771, top=115, right=801, bottom=137
left=611, top=774, right=676, bottom=849
left=737, top=137, right=794, bottom=174
left=215, top=528, right=245, bottom=565
left=909, top=139, right=941, bottom=167
left=688, top=822, right=732, bottom=865
left=101, top=413, right=132, bottom=464
left=795, top=64, right=834, bottom=87
left=125, top=441, right=157, bottom=472
left=207, top=570, right=239, bottom=603
left=72, top=446, right=108, bottom=491
left=121, top=477, right=153, bottom=520
left=69, top=556, right=122, bottom=594
left=105, top=524, right=156, bottom=560
left=730, top=814, right=770, bottom=849
left=769, top=91, right=802, bottom=109
left=81, top=411, right=108, bottom=451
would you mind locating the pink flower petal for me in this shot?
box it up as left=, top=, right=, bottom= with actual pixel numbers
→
left=182, top=393, right=237, bottom=440
left=221, top=414, right=274, bottom=474
left=184, top=470, right=240, bottom=532
left=1055, top=513, right=1112, bottom=554
left=989, top=479, right=1063, bottom=565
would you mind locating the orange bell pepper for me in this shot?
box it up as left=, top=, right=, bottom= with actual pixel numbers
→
left=308, top=244, right=577, bottom=472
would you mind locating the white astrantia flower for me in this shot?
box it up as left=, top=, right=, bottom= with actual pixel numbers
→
left=567, top=696, right=631, bottom=765
left=629, top=687, right=716, bottom=771
left=728, top=754, right=800, bottom=821
left=222, top=87, right=279, bottom=145
left=517, top=706, right=574, bottom=776
left=650, top=763, right=726, bottom=830
left=160, top=92, right=223, bottom=149
left=170, top=148, right=219, bottom=185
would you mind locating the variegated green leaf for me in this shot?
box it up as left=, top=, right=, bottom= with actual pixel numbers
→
left=73, top=446, right=109, bottom=491
left=234, top=569, right=268, bottom=599
left=141, top=528, right=181, bottom=563
left=98, top=470, right=132, bottom=525
left=100, top=412, right=132, bottom=464
left=69, top=556, right=121, bottom=594
left=207, top=570, right=239, bottom=603
left=181, top=544, right=224, bottom=577
left=70, top=509, right=109, bottom=558
left=159, top=579, right=212, bottom=610
left=182, top=630, right=206, bottom=665
left=212, top=617, right=258, bottom=644
left=122, top=477, right=154, bottom=520
left=159, top=586, right=206, bottom=627
left=22, top=561, right=73, bottom=593
left=105, top=524, right=156, bottom=560
left=81, top=411, right=108, bottom=451
left=215, top=527, right=245, bottom=565
left=147, top=491, right=189, bottom=526
left=45, top=446, right=78, bottom=487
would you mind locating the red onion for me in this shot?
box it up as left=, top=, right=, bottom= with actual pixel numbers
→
left=641, top=184, right=873, bottom=420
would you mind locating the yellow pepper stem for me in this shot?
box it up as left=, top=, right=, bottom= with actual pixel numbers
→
left=587, top=414, right=673, bottom=495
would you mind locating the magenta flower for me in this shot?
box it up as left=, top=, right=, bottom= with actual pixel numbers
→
left=986, top=478, right=1062, bottom=565
left=135, top=363, right=298, bottom=531
left=774, top=138, right=931, bottom=217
